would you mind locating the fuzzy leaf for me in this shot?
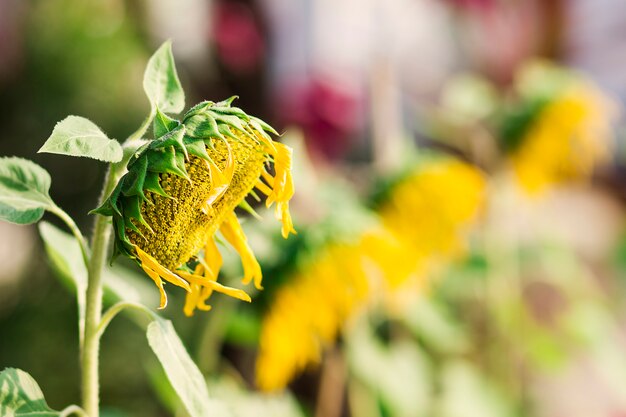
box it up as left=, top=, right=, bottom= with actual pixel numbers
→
left=215, top=96, right=238, bottom=107
left=144, top=41, right=185, bottom=114
left=183, top=137, right=211, bottom=161
left=123, top=195, right=153, bottom=232
left=250, top=116, right=279, bottom=136
left=147, top=319, right=228, bottom=417
left=0, top=368, right=60, bottom=416
left=38, top=221, right=88, bottom=347
left=150, top=125, right=188, bottom=160
left=122, top=155, right=149, bottom=200
left=144, top=172, right=170, bottom=199
left=212, top=114, right=247, bottom=133
left=154, top=108, right=181, bottom=139
left=147, top=148, right=189, bottom=180
left=218, top=124, right=238, bottom=140
left=39, top=116, right=123, bottom=162
left=0, top=157, right=53, bottom=224
left=185, top=114, right=223, bottom=140
left=211, top=106, right=250, bottom=121
left=183, top=101, right=213, bottom=120
left=39, top=221, right=158, bottom=311
left=91, top=181, right=124, bottom=217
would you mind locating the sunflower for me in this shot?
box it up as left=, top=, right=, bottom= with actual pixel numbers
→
left=93, top=97, right=295, bottom=315
left=255, top=157, right=485, bottom=391
left=256, top=244, right=369, bottom=391
left=500, top=62, right=616, bottom=193
left=510, top=83, right=614, bottom=193
left=377, top=158, right=486, bottom=265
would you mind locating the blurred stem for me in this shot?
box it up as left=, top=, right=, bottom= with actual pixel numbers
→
left=81, top=162, right=125, bottom=417
left=370, top=55, right=404, bottom=174
left=314, top=348, right=346, bottom=417
left=483, top=177, right=525, bottom=402
left=196, top=295, right=236, bottom=374
left=49, top=204, right=90, bottom=266
left=348, top=378, right=381, bottom=417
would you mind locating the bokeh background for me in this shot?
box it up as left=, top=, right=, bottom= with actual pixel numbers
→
left=3, top=1, right=626, bottom=416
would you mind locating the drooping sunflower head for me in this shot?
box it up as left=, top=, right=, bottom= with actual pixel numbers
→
left=93, top=97, right=295, bottom=315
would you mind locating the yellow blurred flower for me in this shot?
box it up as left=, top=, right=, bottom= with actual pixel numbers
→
left=256, top=244, right=369, bottom=391
left=510, top=72, right=615, bottom=193
left=255, top=158, right=485, bottom=391
left=378, top=158, right=486, bottom=266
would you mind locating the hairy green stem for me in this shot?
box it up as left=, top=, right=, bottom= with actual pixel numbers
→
left=60, top=405, right=88, bottom=417
left=81, top=165, right=123, bottom=417
left=96, top=301, right=153, bottom=338
left=79, top=108, right=155, bottom=416
left=80, top=118, right=154, bottom=416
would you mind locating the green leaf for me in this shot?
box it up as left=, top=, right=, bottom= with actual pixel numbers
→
left=154, top=108, right=181, bottom=138
left=38, top=221, right=88, bottom=346
left=438, top=361, right=515, bottom=417
left=403, top=298, right=469, bottom=355
left=38, top=116, right=123, bottom=162
left=149, top=125, right=188, bottom=159
left=185, top=114, right=223, bottom=140
left=346, top=322, right=432, bottom=417
left=39, top=222, right=158, bottom=324
left=147, top=147, right=189, bottom=180
left=0, top=368, right=60, bottom=416
left=103, top=264, right=160, bottom=307
left=183, top=101, right=212, bottom=120
left=121, top=155, right=149, bottom=201
left=209, top=378, right=305, bottom=417
left=0, top=157, right=54, bottom=225
left=147, top=319, right=226, bottom=417
left=143, top=41, right=185, bottom=114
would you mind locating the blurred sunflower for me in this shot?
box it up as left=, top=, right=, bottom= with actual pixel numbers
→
left=501, top=62, right=616, bottom=193
left=94, top=97, right=295, bottom=315
left=255, top=157, right=485, bottom=391
left=376, top=158, right=486, bottom=267
left=364, top=158, right=486, bottom=312
left=256, top=244, right=369, bottom=391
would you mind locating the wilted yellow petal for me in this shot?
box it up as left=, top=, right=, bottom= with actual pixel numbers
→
left=220, top=212, right=263, bottom=289
left=134, top=245, right=191, bottom=292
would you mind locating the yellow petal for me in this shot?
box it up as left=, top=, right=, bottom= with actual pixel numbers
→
left=184, top=283, right=202, bottom=316
left=267, top=142, right=296, bottom=237
left=176, top=270, right=251, bottom=302
left=220, top=212, right=263, bottom=289
left=141, top=263, right=168, bottom=309
left=202, top=142, right=235, bottom=210
left=261, top=168, right=274, bottom=186
left=134, top=245, right=191, bottom=292
left=205, top=279, right=251, bottom=302
left=204, top=238, right=223, bottom=281
left=197, top=286, right=214, bottom=310
left=277, top=202, right=296, bottom=238
left=255, top=179, right=273, bottom=197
